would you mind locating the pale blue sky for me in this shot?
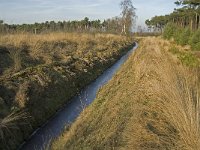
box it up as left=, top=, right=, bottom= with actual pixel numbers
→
left=0, top=0, right=177, bottom=27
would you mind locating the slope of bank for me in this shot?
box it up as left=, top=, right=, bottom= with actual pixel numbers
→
left=52, top=37, right=200, bottom=150
left=0, top=33, right=134, bottom=150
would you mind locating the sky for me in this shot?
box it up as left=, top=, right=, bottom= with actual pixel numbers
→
left=0, top=0, right=177, bottom=28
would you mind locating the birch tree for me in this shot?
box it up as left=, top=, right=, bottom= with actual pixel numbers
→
left=120, top=0, right=136, bottom=35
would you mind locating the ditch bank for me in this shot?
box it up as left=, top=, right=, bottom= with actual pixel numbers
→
left=0, top=37, right=135, bottom=150
left=20, top=43, right=138, bottom=150
left=52, top=37, right=199, bottom=150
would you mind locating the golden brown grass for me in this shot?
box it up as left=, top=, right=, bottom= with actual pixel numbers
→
left=0, top=111, right=29, bottom=139
left=51, top=37, right=200, bottom=150
left=132, top=37, right=200, bottom=149
left=0, top=32, right=134, bottom=149
left=0, top=33, right=125, bottom=47
left=0, top=32, right=130, bottom=75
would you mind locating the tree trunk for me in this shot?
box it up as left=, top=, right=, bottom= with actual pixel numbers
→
left=197, top=14, right=200, bottom=29
left=190, top=18, right=193, bottom=30
left=121, top=24, right=126, bottom=35
left=196, top=13, right=198, bottom=30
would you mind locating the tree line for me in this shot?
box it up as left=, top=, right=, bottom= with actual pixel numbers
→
left=145, top=0, right=200, bottom=51
left=0, top=0, right=136, bottom=35
left=145, top=0, right=200, bottom=32
left=0, top=17, right=117, bottom=34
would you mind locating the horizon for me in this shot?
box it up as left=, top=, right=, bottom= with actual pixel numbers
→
left=1, top=0, right=177, bottom=28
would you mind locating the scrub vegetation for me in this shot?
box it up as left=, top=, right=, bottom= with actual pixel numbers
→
left=163, top=23, right=200, bottom=51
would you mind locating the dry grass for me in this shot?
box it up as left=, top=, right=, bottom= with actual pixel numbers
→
left=51, top=37, right=200, bottom=150
left=0, top=32, right=134, bottom=149
left=0, top=111, right=30, bottom=150
left=0, top=33, right=125, bottom=47
left=0, top=32, right=130, bottom=75
left=15, top=81, right=30, bottom=108
left=0, top=111, right=29, bottom=139
left=131, top=37, right=200, bottom=149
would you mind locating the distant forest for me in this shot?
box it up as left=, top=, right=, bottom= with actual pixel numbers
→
left=145, top=0, right=200, bottom=51
left=0, top=17, right=126, bottom=34
left=146, top=0, right=200, bottom=32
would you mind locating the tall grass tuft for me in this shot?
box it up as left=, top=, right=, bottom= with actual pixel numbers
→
left=162, top=71, right=200, bottom=149
left=0, top=111, right=29, bottom=140
left=134, top=37, right=200, bottom=149
left=149, top=67, right=200, bottom=149
left=8, top=48, right=22, bottom=72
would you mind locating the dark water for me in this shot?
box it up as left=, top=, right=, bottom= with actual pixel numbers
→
left=19, top=43, right=138, bottom=150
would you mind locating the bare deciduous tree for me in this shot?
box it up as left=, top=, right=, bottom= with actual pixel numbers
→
left=120, top=0, right=136, bottom=35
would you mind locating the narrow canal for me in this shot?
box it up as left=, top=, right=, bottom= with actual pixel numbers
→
left=19, top=43, right=138, bottom=150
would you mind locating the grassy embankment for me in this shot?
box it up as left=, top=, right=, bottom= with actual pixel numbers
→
left=0, top=33, right=134, bottom=150
left=52, top=37, right=200, bottom=150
